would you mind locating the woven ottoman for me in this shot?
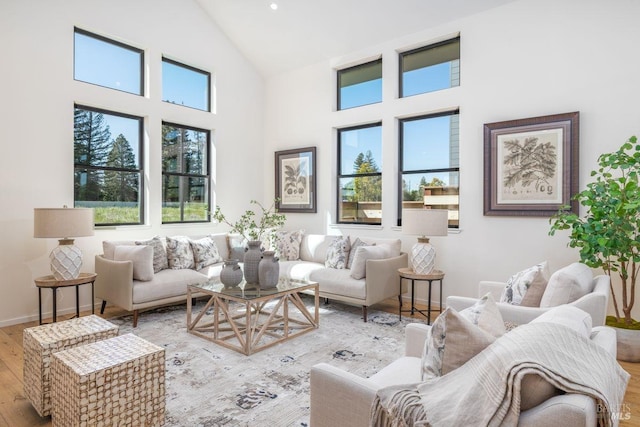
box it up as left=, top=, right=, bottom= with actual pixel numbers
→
left=23, top=315, right=119, bottom=417
left=51, top=333, right=165, bottom=427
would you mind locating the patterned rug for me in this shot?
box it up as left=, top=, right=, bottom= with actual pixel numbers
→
left=108, top=298, right=411, bottom=426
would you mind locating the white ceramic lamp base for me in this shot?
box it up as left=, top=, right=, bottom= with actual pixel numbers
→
left=410, top=239, right=436, bottom=275
left=50, top=240, right=83, bottom=280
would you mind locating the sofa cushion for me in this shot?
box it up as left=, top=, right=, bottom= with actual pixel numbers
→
left=358, top=237, right=401, bottom=257
left=500, top=261, right=549, bottom=307
left=227, top=234, right=247, bottom=260
left=132, top=268, right=208, bottom=304
left=197, top=263, right=224, bottom=279
left=347, top=237, right=367, bottom=269
left=422, top=294, right=504, bottom=380
left=298, top=234, right=335, bottom=263
left=103, top=240, right=136, bottom=260
left=166, top=236, right=195, bottom=269
left=114, top=245, right=154, bottom=281
left=135, top=236, right=168, bottom=273
left=279, top=260, right=325, bottom=282
left=309, top=268, right=367, bottom=300
left=539, top=263, right=594, bottom=308
left=273, top=229, right=304, bottom=261
left=368, top=356, right=422, bottom=388
left=325, top=236, right=351, bottom=269
left=189, top=236, right=223, bottom=270
left=349, top=245, right=391, bottom=280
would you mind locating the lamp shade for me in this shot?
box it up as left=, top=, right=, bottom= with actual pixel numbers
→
left=402, top=209, right=448, bottom=237
left=34, top=208, right=94, bottom=238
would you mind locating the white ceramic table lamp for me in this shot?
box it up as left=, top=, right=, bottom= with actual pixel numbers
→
left=402, top=209, right=448, bottom=274
left=34, top=207, right=94, bottom=280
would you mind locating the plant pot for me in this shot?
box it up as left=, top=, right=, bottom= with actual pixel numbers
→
left=615, top=327, right=640, bottom=362
left=243, top=240, right=263, bottom=284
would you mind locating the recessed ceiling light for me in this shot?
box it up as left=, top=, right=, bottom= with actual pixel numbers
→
left=270, top=2, right=278, bottom=10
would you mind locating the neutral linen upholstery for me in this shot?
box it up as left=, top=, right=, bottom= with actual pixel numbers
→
left=310, top=322, right=621, bottom=427
left=113, top=245, right=154, bottom=281
left=309, top=268, right=366, bottom=299
left=500, top=261, right=549, bottom=307
left=132, top=268, right=208, bottom=304
left=135, top=236, right=168, bottom=273
left=540, top=262, right=594, bottom=308
left=350, top=245, right=391, bottom=279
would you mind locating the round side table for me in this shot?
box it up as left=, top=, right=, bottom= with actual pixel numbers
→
left=398, top=267, right=445, bottom=324
left=34, top=272, right=98, bottom=324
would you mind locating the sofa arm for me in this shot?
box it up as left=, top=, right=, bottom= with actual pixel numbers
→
left=310, top=363, right=378, bottom=427
left=94, top=255, right=134, bottom=311
left=364, top=253, right=409, bottom=305
left=405, top=323, right=431, bottom=358
left=447, top=295, right=547, bottom=324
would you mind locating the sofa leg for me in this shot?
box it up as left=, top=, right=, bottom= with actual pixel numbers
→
left=192, top=297, right=197, bottom=306
left=100, top=300, right=107, bottom=314
left=133, top=310, right=139, bottom=328
left=362, top=306, right=368, bottom=322
left=324, top=298, right=329, bottom=305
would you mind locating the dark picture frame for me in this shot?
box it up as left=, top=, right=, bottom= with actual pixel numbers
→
left=483, top=112, right=579, bottom=216
left=275, top=146, right=317, bottom=213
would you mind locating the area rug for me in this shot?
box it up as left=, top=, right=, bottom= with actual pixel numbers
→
left=108, top=298, right=412, bottom=427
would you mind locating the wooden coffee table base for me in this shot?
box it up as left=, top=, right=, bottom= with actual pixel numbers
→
left=186, top=284, right=319, bottom=355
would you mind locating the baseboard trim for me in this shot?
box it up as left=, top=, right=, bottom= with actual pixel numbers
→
left=0, top=302, right=100, bottom=328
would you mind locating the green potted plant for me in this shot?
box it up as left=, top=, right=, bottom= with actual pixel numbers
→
left=212, top=199, right=286, bottom=284
left=549, top=136, right=640, bottom=359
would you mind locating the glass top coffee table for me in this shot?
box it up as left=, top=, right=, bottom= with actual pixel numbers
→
left=186, top=277, right=319, bottom=355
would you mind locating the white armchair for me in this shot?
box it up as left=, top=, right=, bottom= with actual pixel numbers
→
left=310, top=322, right=617, bottom=427
left=446, top=273, right=610, bottom=326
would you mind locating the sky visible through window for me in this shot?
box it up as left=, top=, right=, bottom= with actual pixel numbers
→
left=162, top=60, right=210, bottom=111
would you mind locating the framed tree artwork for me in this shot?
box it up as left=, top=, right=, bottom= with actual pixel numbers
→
left=275, top=146, right=316, bottom=213
left=483, top=112, right=579, bottom=216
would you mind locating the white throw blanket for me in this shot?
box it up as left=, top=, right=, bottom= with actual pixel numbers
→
left=371, top=322, right=629, bottom=427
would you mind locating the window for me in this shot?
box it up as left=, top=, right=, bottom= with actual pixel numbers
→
left=162, top=122, right=210, bottom=223
left=400, top=37, right=460, bottom=97
left=337, top=59, right=382, bottom=110
left=74, top=28, right=144, bottom=96
left=399, top=111, right=459, bottom=228
left=162, top=58, right=211, bottom=111
left=74, top=105, right=143, bottom=225
left=337, top=123, right=382, bottom=224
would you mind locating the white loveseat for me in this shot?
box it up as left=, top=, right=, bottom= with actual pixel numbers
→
left=95, top=233, right=408, bottom=326
left=310, top=314, right=621, bottom=427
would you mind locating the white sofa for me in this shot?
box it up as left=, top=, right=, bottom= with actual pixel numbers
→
left=95, top=233, right=408, bottom=326
left=310, top=320, right=619, bottom=427
left=446, top=263, right=610, bottom=326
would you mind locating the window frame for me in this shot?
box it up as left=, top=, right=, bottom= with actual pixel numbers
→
left=161, top=121, right=211, bottom=224
left=337, top=58, right=383, bottom=111
left=73, top=104, right=145, bottom=226
left=73, top=27, right=145, bottom=96
left=337, top=122, right=383, bottom=225
left=397, top=109, right=460, bottom=228
left=161, top=57, right=211, bottom=112
left=398, top=36, right=460, bottom=98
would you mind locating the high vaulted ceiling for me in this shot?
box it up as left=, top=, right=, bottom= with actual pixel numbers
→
left=196, top=0, right=519, bottom=77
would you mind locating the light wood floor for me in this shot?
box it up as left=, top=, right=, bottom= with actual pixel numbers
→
left=1, top=299, right=640, bottom=426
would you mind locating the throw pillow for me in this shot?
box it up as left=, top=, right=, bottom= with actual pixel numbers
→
left=346, top=237, right=367, bottom=269
left=325, top=236, right=351, bottom=269
left=421, top=293, right=505, bottom=380
left=273, top=230, right=304, bottom=261
left=500, top=261, right=549, bottom=307
left=189, top=236, right=223, bottom=270
left=166, top=236, right=195, bottom=269
left=539, top=262, right=594, bottom=308
left=113, top=245, right=154, bottom=281
left=135, top=236, right=168, bottom=273
left=227, top=234, right=247, bottom=260
left=349, top=245, right=390, bottom=280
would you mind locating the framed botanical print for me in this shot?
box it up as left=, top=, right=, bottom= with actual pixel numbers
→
left=275, top=146, right=316, bottom=213
left=483, top=112, right=579, bottom=216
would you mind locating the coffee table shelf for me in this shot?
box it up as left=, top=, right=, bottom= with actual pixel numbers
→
left=187, top=278, right=319, bottom=355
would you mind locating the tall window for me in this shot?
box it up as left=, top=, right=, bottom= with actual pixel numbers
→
left=162, top=123, right=210, bottom=223
left=162, top=58, right=211, bottom=111
left=337, top=123, right=382, bottom=224
left=337, top=59, right=382, bottom=110
left=74, top=105, right=143, bottom=225
left=399, top=111, right=459, bottom=228
left=74, top=28, right=144, bottom=96
left=400, top=37, right=460, bottom=97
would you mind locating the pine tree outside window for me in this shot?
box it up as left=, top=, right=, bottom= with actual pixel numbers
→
left=74, top=105, right=143, bottom=225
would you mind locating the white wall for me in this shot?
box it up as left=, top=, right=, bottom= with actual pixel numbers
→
left=0, top=0, right=265, bottom=326
left=263, top=0, right=640, bottom=316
